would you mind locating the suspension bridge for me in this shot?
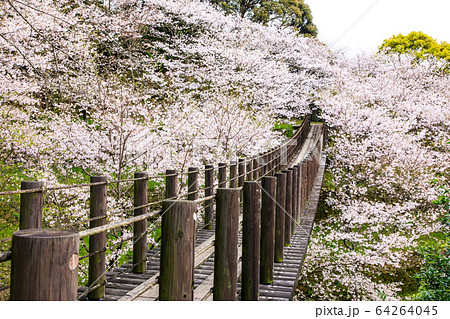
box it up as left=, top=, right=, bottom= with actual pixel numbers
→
left=0, top=115, right=327, bottom=301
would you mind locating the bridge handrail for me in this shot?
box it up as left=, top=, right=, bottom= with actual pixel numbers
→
left=2, top=115, right=326, bottom=302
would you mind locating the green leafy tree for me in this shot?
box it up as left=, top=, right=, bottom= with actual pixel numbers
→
left=211, top=0, right=318, bottom=36
left=379, top=31, right=450, bottom=66
left=414, top=181, right=450, bottom=301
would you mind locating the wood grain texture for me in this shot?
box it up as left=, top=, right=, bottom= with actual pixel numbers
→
left=88, top=176, right=107, bottom=300
left=241, top=181, right=261, bottom=300
left=165, top=169, right=178, bottom=199
left=204, top=164, right=214, bottom=230
left=159, top=200, right=196, bottom=301
left=260, top=177, right=276, bottom=284
left=11, top=229, right=79, bottom=300
left=274, top=173, right=286, bottom=263
left=229, top=162, right=237, bottom=188
left=218, top=163, right=227, bottom=188
left=133, top=172, right=148, bottom=274
left=214, top=188, right=240, bottom=300
left=19, top=181, right=43, bottom=230
left=284, top=169, right=293, bottom=247
left=188, top=167, right=199, bottom=201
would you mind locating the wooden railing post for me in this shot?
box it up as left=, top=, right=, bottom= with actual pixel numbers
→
left=246, top=159, right=253, bottom=181
left=252, top=157, right=259, bottom=180
left=238, top=158, right=245, bottom=201
left=301, top=160, right=306, bottom=217
left=187, top=167, right=199, bottom=201
left=133, top=172, right=148, bottom=274
left=268, top=151, right=274, bottom=176
left=289, top=167, right=297, bottom=235
left=188, top=167, right=199, bottom=231
left=218, top=163, right=227, bottom=188
left=274, top=172, right=286, bottom=262
left=295, top=164, right=302, bottom=223
left=307, top=156, right=313, bottom=196
left=242, top=181, right=261, bottom=300
left=214, top=188, right=240, bottom=301
left=260, top=176, right=276, bottom=284
left=273, top=149, right=278, bottom=173
left=229, top=161, right=237, bottom=188
left=19, top=181, right=43, bottom=230
left=10, top=229, right=79, bottom=300
left=204, top=165, right=214, bottom=230
left=88, top=176, right=107, bottom=300
left=284, top=169, right=292, bottom=247
left=159, top=200, right=196, bottom=301
left=276, top=149, right=281, bottom=172
left=263, top=152, right=268, bottom=176
left=165, top=169, right=178, bottom=199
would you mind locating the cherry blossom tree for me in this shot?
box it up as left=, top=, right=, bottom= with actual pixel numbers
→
left=1, top=0, right=447, bottom=300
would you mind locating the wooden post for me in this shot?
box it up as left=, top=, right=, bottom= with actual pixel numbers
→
left=246, top=159, right=253, bottom=181
left=19, top=181, right=43, bottom=230
left=276, top=149, right=280, bottom=172
left=264, top=152, right=269, bottom=176
left=165, top=169, right=178, bottom=199
left=188, top=167, right=199, bottom=231
left=260, top=177, right=276, bottom=284
left=284, top=169, right=292, bottom=247
left=301, top=160, right=306, bottom=215
left=238, top=158, right=245, bottom=202
left=187, top=167, right=199, bottom=201
left=299, top=162, right=303, bottom=215
left=88, top=176, right=107, bottom=300
left=133, top=172, right=148, bottom=274
left=307, top=157, right=312, bottom=196
left=262, top=152, right=268, bottom=176
left=273, top=149, right=278, bottom=173
left=310, top=156, right=314, bottom=193
left=241, top=181, right=261, bottom=301
left=274, top=173, right=286, bottom=262
left=159, top=200, right=196, bottom=301
left=290, top=167, right=298, bottom=235
left=253, top=158, right=259, bottom=180
left=214, top=188, right=240, bottom=301
left=229, top=161, right=237, bottom=188
left=204, top=165, right=214, bottom=230
left=218, top=163, right=227, bottom=188
left=10, top=229, right=79, bottom=300
left=268, top=151, right=273, bottom=176
left=259, top=154, right=264, bottom=177
left=295, top=164, right=302, bottom=223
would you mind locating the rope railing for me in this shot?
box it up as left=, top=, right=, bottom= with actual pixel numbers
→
left=0, top=135, right=297, bottom=263
left=0, top=117, right=310, bottom=197
left=0, top=173, right=176, bottom=196
left=70, top=117, right=310, bottom=239
left=78, top=209, right=160, bottom=238
left=4, top=117, right=327, bottom=302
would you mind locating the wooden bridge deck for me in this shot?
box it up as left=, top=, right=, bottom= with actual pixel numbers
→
left=258, top=153, right=325, bottom=300
left=78, top=124, right=326, bottom=301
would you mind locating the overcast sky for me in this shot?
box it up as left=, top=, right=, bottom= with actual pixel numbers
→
left=307, top=0, right=450, bottom=56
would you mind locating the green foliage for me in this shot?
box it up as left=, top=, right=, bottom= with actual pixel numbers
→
left=273, top=121, right=294, bottom=137
left=273, top=118, right=303, bottom=137
left=211, top=0, right=318, bottom=36
left=379, top=31, right=450, bottom=66
left=413, top=182, right=450, bottom=300
left=414, top=241, right=450, bottom=300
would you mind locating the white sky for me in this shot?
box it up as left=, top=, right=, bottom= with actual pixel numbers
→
left=307, top=0, right=450, bottom=56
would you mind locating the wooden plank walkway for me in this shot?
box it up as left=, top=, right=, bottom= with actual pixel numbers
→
left=257, top=152, right=326, bottom=300
left=78, top=124, right=326, bottom=301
